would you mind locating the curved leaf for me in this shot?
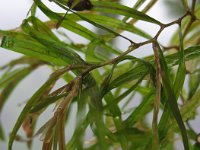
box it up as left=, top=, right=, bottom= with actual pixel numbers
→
left=93, top=1, right=161, bottom=25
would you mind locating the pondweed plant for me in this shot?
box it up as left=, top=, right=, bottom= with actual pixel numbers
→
left=0, top=0, right=200, bottom=149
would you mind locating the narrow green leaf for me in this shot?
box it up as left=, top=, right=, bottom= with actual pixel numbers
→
left=165, top=45, right=200, bottom=66
left=107, top=74, right=146, bottom=107
left=0, top=66, right=38, bottom=112
left=30, top=93, right=68, bottom=113
left=181, top=90, right=200, bottom=121
left=93, top=1, right=161, bottom=25
left=61, top=19, right=97, bottom=40
left=0, top=56, right=44, bottom=68
left=173, top=25, right=186, bottom=99
left=157, top=45, right=189, bottom=150
left=158, top=104, right=171, bottom=141
left=65, top=13, right=152, bottom=39
left=104, top=92, right=121, bottom=117
left=34, top=0, right=97, bottom=40
left=21, top=19, right=84, bottom=64
left=100, top=42, right=121, bottom=55
left=30, top=2, right=37, bottom=16
left=104, top=55, right=154, bottom=91
left=188, top=70, right=200, bottom=100
left=122, top=0, right=150, bottom=22
left=0, top=31, right=67, bottom=66
left=103, top=91, right=128, bottom=149
left=108, top=64, right=147, bottom=90
left=86, top=40, right=104, bottom=62
left=50, top=0, right=134, bottom=43
left=27, top=16, right=59, bottom=41
left=0, top=68, right=26, bottom=87
left=125, top=91, right=154, bottom=127
left=133, top=0, right=146, bottom=9
left=66, top=112, right=90, bottom=149
left=91, top=110, right=116, bottom=149
left=100, top=64, right=116, bottom=97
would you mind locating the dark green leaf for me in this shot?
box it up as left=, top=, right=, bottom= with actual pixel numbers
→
left=125, top=91, right=154, bottom=127
left=157, top=45, right=189, bottom=150
left=173, top=26, right=186, bottom=99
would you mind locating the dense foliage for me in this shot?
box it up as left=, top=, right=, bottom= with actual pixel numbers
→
left=0, top=0, right=200, bottom=150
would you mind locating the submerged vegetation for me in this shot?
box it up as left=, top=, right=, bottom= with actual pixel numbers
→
left=0, top=0, right=200, bottom=149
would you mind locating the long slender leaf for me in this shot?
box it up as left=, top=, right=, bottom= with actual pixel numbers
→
left=157, top=44, right=189, bottom=150
left=0, top=31, right=67, bottom=66
left=0, top=66, right=39, bottom=112
left=173, top=25, right=186, bottom=99
left=125, top=91, right=154, bottom=127
left=93, top=1, right=161, bottom=25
